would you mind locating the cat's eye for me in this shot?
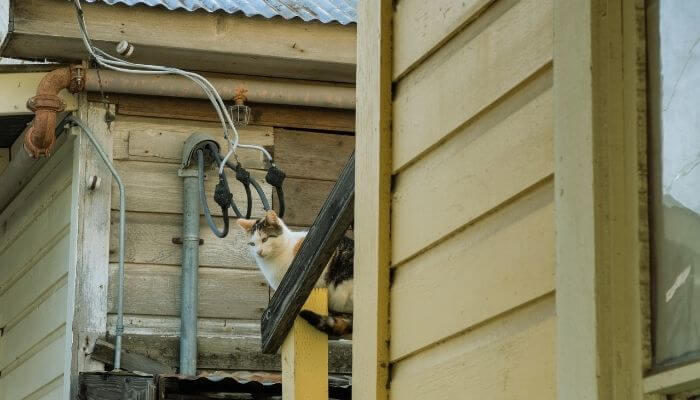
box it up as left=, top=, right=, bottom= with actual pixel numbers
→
left=247, top=242, right=255, bottom=247
left=261, top=237, right=268, bottom=243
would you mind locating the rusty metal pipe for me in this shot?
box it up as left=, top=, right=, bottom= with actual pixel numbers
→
left=25, top=65, right=85, bottom=158
left=84, top=70, right=355, bottom=110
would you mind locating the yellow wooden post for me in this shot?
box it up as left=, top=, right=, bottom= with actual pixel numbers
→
left=281, top=288, right=328, bottom=400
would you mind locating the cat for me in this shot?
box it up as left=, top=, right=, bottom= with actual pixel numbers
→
left=237, top=210, right=353, bottom=336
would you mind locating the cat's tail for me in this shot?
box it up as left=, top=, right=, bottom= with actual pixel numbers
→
left=299, top=310, right=352, bottom=336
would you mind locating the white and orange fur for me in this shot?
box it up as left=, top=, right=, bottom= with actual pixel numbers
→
left=237, top=210, right=353, bottom=335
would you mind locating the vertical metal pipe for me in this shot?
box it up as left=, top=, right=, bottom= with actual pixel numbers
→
left=179, top=168, right=200, bottom=375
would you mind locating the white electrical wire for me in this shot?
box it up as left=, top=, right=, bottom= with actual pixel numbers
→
left=72, top=0, right=273, bottom=174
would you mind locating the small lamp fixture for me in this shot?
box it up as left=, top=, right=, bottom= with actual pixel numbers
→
left=230, top=88, right=251, bottom=128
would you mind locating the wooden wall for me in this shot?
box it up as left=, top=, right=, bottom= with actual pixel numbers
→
left=0, top=138, right=74, bottom=399
left=105, top=97, right=354, bottom=372
left=388, top=0, right=555, bottom=397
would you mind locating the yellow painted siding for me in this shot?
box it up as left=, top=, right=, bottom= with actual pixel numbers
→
left=389, top=0, right=555, bottom=396
left=0, top=140, right=74, bottom=400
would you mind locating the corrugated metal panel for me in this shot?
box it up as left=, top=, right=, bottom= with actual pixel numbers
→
left=84, top=0, right=357, bottom=24
left=156, top=372, right=352, bottom=399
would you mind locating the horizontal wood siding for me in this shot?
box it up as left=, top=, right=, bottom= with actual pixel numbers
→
left=389, top=0, right=554, bottom=396
left=108, top=104, right=354, bottom=371
left=392, top=0, right=552, bottom=171
left=112, top=115, right=273, bottom=169
left=390, top=180, right=554, bottom=360
left=107, top=264, right=268, bottom=319
left=0, top=140, right=73, bottom=399
left=393, top=0, right=493, bottom=78
left=390, top=296, right=555, bottom=399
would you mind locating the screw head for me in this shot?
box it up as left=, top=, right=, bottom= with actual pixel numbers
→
left=86, top=175, right=101, bottom=191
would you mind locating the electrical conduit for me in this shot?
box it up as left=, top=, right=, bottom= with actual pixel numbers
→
left=178, top=157, right=200, bottom=375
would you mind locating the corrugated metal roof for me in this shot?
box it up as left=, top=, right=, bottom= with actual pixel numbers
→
left=85, top=0, right=356, bottom=25
left=156, top=372, right=352, bottom=399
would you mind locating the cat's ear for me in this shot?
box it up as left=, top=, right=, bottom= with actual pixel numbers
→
left=265, top=210, right=278, bottom=226
left=237, top=218, right=256, bottom=232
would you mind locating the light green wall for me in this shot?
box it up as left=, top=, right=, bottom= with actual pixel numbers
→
left=0, top=139, right=74, bottom=400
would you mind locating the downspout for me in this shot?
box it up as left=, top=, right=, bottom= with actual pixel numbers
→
left=25, top=65, right=85, bottom=158
left=21, top=66, right=130, bottom=370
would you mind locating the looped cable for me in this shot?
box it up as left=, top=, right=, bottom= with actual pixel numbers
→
left=198, top=149, right=230, bottom=238
left=265, top=165, right=286, bottom=218
left=233, top=163, right=254, bottom=219
left=208, top=144, right=244, bottom=218
left=223, top=160, right=271, bottom=217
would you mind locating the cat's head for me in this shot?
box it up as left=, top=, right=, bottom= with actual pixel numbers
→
left=237, top=210, right=287, bottom=259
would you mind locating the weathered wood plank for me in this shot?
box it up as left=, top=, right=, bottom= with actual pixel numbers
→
left=94, top=93, right=356, bottom=133
left=276, top=178, right=336, bottom=227
left=112, top=115, right=273, bottom=170
left=394, top=0, right=493, bottom=79
left=109, top=211, right=256, bottom=269
left=112, top=333, right=351, bottom=374
left=392, top=80, right=553, bottom=265
left=274, top=129, right=355, bottom=181
left=392, top=0, right=553, bottom=170
left=282, top=288, right=328, bottom=400
left=111, top=160, right=272, bottom=217
left=68, top=101, right=114, bottom=393
left=89, top=339, right=174, bottom=375
left=103, top=314, right=352, bottom=374
left=7, top=0, right=356, bottom=82
left=107, top=263, right=268, bottom=320
left=0, top=334, right=65, bottom=400
left=79, top=372, right=155, bottom=400
left=391, top=181, right=554, bottom=360
left=390, top=295, right=555, bottom=399
left=106, top=315, right=262, bottom=338
left=261, top=153, right=354, bottom=354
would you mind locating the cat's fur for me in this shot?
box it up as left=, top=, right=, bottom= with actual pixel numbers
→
left=237, top=210, right=353, bottom=336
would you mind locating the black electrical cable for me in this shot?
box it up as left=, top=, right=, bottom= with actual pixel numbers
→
left=207, top=144, right=244, bottom=218
left=265, top=165, right=286, bottom=218
left=198, top=149, right=230, bottom=238
left=224, top=160, right=271, bottom=218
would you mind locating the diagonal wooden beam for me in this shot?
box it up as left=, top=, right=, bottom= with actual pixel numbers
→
left=261, top=152, right=354, bottom=354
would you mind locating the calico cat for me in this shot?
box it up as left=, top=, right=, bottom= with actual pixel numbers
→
left=237, top=210, right=353, bottom=336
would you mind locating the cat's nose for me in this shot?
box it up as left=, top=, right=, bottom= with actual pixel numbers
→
left=256, top=249, right=264, bottom=257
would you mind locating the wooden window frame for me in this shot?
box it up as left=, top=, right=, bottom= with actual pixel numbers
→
left=554, top=0, right=651, bottom=398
